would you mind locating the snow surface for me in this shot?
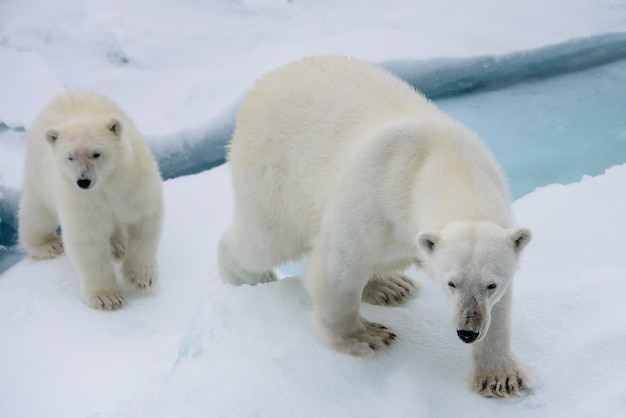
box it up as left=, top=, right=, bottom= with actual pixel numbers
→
left=1, top=0, right=626, bottom=417
left=2, top=163, right=626, bottom=418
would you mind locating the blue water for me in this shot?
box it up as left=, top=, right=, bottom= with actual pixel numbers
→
left=2, top=33, right=626, bottom=273
left=437, top=59, right=626, bottom=198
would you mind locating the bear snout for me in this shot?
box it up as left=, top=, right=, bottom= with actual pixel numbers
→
left=77, top=179, right=92, bottom=189
left=457, top=330, right=479, bottom=343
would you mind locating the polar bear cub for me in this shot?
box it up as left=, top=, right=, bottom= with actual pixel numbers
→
left=19, top=90, right=163, bottom=310
left=218, top=56, right=533, bottom=397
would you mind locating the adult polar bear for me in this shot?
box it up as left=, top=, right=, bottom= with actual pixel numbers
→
left=219, top=56, right=533, bottom=397
left=19, top=90, right=163, bottom=311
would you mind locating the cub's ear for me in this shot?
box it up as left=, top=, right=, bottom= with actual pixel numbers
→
left=45, top=129, right=59, bottom=144
left=417, top=232, right=440, bottom=254
left=508, top=227, right=532, bottom=253
left=107, top=118, right=123, bottom=137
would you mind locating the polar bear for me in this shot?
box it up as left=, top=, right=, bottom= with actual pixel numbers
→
left=218, top=56, right=533, bottom=397
left=19, top=90, right=163, bottom=311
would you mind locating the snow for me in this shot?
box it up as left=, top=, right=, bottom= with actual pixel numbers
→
left=1, top=0, right=625, bottom=134
left=2, top=163, right=626, bottom=418
left=1, top=0, right=626, bottom=417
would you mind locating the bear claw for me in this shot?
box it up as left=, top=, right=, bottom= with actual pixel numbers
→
left=362, top=274, right=419, bottom=307
left=28, top=238, right=64, bottom=260
left=84, top=289, right=125, bottom=311
left=122, top=262, right=158, bottom=291
left=471, top=369, right=532, bottom=398
left=341, top=320, right=398, bottom=356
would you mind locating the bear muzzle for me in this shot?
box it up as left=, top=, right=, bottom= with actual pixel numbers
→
left=457, top=329, right=479, bottom=343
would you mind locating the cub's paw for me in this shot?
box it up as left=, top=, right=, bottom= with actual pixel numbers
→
left=28, top=237, right=64, bottom=260
left=333, top=321, right=397, bottom=357
left=122, top=262, right=158, bottom=291
left=110, top=235, right=126, bottom=261
left=362, top=273, right=419, bottom=306
left=469, top=366, right=534, bottom=398
left=83, top=288, right=125, bottom=311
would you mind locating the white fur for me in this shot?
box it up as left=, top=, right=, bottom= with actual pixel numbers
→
left=218, top=56, right=533, bottom=397
left=19, top=90, right=163, bottom=311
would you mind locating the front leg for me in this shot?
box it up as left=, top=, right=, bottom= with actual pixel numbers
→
left=468, top=287, right=534, bottom=397
left=110, top=224, right=127, bottom=261
left=305, top=247, right=397, bottom=357
left=122, top=211, right=162, bottom=291
left=18, top=190, right=64, bottom=260
left=61, top=215, right=124, bottom=311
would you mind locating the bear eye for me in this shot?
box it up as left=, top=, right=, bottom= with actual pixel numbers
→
left=487, top=283, right=497, bottom=290
left=447, top=281, right=456, bottom=288
left=92, top=152, right=101, bottom=159
left=67, top=155, right=75, bottom=162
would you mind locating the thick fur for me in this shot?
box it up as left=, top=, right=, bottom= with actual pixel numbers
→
left=218, top=56, right=533, bottom=397
left=19, top=90, right=163, bottom=311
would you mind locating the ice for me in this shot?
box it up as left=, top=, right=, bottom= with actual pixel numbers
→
left=1, top=0, right=626, bottom=416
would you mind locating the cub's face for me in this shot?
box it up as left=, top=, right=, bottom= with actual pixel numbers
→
left=417, top=221, right=531, bottom=344
left=46, top=118, right=123, bottom=191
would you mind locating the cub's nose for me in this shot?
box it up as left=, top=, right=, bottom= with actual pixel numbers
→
left=457, top=330, right=479, bottom=343
left=77, top=179, right=91, bottom=189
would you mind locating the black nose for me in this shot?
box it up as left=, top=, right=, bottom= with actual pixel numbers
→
left=77, top=179, right=91, bottom=189
left=457, top=330, right=479, bottom=343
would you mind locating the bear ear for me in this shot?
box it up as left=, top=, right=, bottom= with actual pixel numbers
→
left=508, top=227, right=532, bottom=253
left=107, top=118, right=123, bottom=137
left=45, top=129, right=59, bottom=144
left=417, top=232, right=440, bottom=254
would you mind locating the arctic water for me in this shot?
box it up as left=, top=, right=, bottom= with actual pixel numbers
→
left=437, top=59, right=626, bottom=199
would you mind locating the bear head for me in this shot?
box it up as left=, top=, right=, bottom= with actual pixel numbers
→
left=417, top=220, right=531, bottom=344
left=45, top=118, right=125, bottom=191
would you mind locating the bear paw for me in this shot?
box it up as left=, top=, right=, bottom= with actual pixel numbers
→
left=28, top=237, right=64, bottom=260
left=83, top=288, right=125, bottom=311
left=110, top=235, right=126, bottom=261
left=258, top=270, right=278, bottom=284
left=123, top=263, right=158, bottom=291
left=362, top=273, right=419, bottom=306
left=336, top=321, right=397, bottom=357
left=469, top=367, right=534, bottom=398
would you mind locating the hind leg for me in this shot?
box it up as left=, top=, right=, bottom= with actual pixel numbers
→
left=362, top=273, right=419, bottom=306
left=218, top=219, right=297, bottom=286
